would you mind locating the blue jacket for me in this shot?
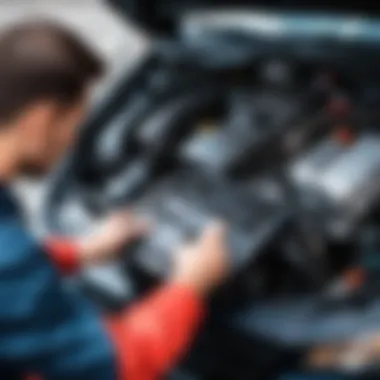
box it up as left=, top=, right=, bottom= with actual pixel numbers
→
left=0, top=187, right=117, bottom=380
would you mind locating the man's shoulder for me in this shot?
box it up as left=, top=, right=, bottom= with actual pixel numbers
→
left=0, top=216, right=58, bottom=323
left=0, top=185, right=38, bottom=266
left=0, top=216, right=42, bottom=271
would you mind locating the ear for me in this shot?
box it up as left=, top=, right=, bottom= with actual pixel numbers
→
left=18, top=100, right=58, bottom=138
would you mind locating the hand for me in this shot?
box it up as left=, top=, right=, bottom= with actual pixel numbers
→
left=78, top=210, right=150, bottom=265
left=170, top=222, right=230, bottom=297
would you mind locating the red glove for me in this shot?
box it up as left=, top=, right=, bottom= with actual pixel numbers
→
left=44, top=238, right=80, bottom=274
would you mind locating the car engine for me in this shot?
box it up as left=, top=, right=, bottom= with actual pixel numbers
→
left=289, top=133, right=380, bottom=239
left=43, top=12, right=380, bottom=379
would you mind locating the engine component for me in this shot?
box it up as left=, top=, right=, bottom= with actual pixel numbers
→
left=180, top=88, right=304, bottom=174
left=229, top=294, right=380, bottom=347
left=132, top=170, right=289, bottom=277
left=289, top=132, right=380, bottom=239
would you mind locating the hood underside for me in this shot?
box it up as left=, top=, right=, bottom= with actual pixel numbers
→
left=108, top=0, right=380, bottom=35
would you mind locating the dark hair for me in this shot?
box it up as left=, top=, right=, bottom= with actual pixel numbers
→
left=0, top=21, right=104, bottom=122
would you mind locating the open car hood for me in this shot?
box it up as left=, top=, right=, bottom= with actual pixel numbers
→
left=107, top=0, right=380, bottom=35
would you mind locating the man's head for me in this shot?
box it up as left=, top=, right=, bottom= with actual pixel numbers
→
left=0, top=21, right=104, bottom=177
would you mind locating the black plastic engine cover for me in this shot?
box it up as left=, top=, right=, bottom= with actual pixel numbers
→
left=132, top=169, right=289, bottom=277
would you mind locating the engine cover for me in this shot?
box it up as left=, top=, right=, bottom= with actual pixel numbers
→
left=289, top=133, right=380, bottom=239
left=133, top=170, right=289, bottom=277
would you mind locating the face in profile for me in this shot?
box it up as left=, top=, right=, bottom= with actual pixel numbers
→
left=19, top=97, right=88, bottom=177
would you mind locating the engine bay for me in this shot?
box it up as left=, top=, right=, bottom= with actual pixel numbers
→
left=44, top=28, right=380, bottom=378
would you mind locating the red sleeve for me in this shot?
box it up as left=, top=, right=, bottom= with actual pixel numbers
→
left=44, top=238, right=80, bottom=275
left=106, top=283, right=205, bottom=380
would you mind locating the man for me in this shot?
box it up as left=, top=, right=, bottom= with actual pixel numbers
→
left=0, top=22, right=229, bottom=380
